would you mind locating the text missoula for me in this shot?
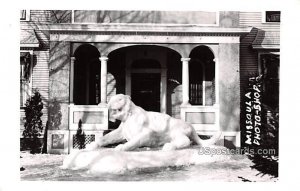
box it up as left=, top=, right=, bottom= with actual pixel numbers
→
left=244, top=75, right=262, bottom=146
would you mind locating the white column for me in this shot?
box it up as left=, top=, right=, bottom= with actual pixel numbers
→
left=125, top=68, right=131, bottom=96
left=100, top=56, right=108, bottom=104
left=70, top=57, right=75, bottom=104
left=161, top=69, right=167, bottom=113
left=214, top=58, right=219, bottom=105
left=181, top=57, right=191, bottom=106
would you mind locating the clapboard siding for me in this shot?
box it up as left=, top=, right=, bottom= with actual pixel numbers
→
left=31, top=51, right=49, bottom=130
left=30, top=10, right=51, bottom=23
left=20, top=10, right=51, bottom=136
left=239, top=12, right=281, bottom=30
left=239, top=11, right=280, bottom=82
left=35, top=30, right=50, bottom=50
left=238, top=11, right=280, bottom=129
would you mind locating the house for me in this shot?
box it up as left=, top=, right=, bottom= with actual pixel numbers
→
left=20, top=10, right=280, bottom=154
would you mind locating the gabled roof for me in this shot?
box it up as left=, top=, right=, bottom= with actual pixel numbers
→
left=20, top=29, right=40, bottom=48
left=252, top=30, right=280, bottom=49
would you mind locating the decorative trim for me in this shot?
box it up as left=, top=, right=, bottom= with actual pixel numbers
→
left=252, top=45, right=280, bottom=50
left=50, top=30, right=247, bottom=37
left=20, top=44, right=40, bottom=48
left=69, top=105, right=109, bottom=131
left=44, top=23, right=252, bottom=35
left=181, top=105, right=220, bottom=132
left=54, top=34, right=240, bottom=44
left=47, top=130, right=70, bottom=154
left=69, top=130, right=104, bottom=153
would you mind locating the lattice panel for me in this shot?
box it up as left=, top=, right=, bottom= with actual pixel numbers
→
left=73, top=134, right=95, bottom=149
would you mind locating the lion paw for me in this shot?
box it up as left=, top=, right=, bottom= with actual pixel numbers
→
left=162, top=143, right=176, bottom=151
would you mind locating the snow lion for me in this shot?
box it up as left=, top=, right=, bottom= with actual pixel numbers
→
left=86, top=94, right=221, bottom=151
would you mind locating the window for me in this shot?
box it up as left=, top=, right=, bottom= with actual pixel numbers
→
left=20, top=52, right=32, bottom=107
left=265, top=11, right=280, bottom=23
left=20, top=10, right=30, bottom=21
left=259, top=53, right=280, bottom=109
left=189, top=46, right=215, bottom=106
left=189, top=60, right=215, bottom=106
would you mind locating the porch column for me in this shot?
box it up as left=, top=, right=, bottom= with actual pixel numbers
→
left=70, top=57, right=75, bottom=104
left=161, top=68, right=167, bottom=113
left=181, top=57, right=191, bottom=106
left=100, top=56, right=108, bottom=104
left=214, top=58, right=219, bottom=105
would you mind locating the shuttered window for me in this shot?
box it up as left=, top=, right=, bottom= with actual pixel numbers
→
left=20, top=52, right=32, bottom=107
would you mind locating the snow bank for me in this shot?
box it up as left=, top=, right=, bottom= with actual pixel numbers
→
left=61, top=146, right=231, bottom=175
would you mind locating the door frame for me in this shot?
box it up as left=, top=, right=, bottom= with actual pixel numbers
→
left=126, top=68, right=167, bottom=113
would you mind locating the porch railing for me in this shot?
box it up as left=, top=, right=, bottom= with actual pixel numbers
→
left=181, top=105, right=219, bottom=135
left=68, top=104, right=108, bottom=131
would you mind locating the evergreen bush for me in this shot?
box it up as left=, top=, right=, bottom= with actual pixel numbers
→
left=23, top=89, right=44, bottom=154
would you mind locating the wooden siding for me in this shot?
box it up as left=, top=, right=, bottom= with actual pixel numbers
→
left=239, top=11, right=280, bottom=91
left=29, top=10, right=51, bottom=23
left=20, top=10, right=51, bottom=136
left=32, top=51, right=49, bottom=127
left=238, top=12, right=280, bottom=129
left=239, top=12, right=281, bottom=31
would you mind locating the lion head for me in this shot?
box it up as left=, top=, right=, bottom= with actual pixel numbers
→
left=107, top=94, right=132, bottom=122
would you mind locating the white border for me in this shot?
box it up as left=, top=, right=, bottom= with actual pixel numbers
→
left=2, top=0, right=300, bottom=190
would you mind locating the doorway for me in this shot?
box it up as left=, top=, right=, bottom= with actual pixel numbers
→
left=131, top=73, right=160, bottom=112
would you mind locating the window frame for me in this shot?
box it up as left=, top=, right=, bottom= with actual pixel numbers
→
left=258, top=51, right=280, bottom=76
left=20, top=50, right=33, bottom=108
left=189, top=60, right=206, bottom=106
left=20, top=10, right=30, bottom=21
left=261, top=11, right=280, bottom=24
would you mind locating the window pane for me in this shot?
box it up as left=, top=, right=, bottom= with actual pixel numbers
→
left=260, top=54, right=280, bottom=109
left=266, top=11, right=280, bottom=22
left=20, top=10, right=26, bottom=20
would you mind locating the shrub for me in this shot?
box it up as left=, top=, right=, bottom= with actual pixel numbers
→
left=23, top=89, right=44, bottom=154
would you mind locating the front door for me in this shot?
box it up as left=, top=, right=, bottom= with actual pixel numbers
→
left=131, top=73, right=160, bottom=112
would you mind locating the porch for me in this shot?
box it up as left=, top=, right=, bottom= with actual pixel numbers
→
left=47, top=24, right=249, bottom=153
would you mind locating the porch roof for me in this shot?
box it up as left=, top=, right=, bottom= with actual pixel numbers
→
left=252, top=31, right=280, bottom=49
left=20, top=29, right=40, bottom=48
left=39, top=23, right=253, bottom=36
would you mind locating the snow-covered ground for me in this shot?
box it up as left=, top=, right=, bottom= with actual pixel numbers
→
left=20, top=151, right=278, bottom=182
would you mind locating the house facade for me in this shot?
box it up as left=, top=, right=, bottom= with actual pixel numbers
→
left=20, top=10, right=280, bottom=154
